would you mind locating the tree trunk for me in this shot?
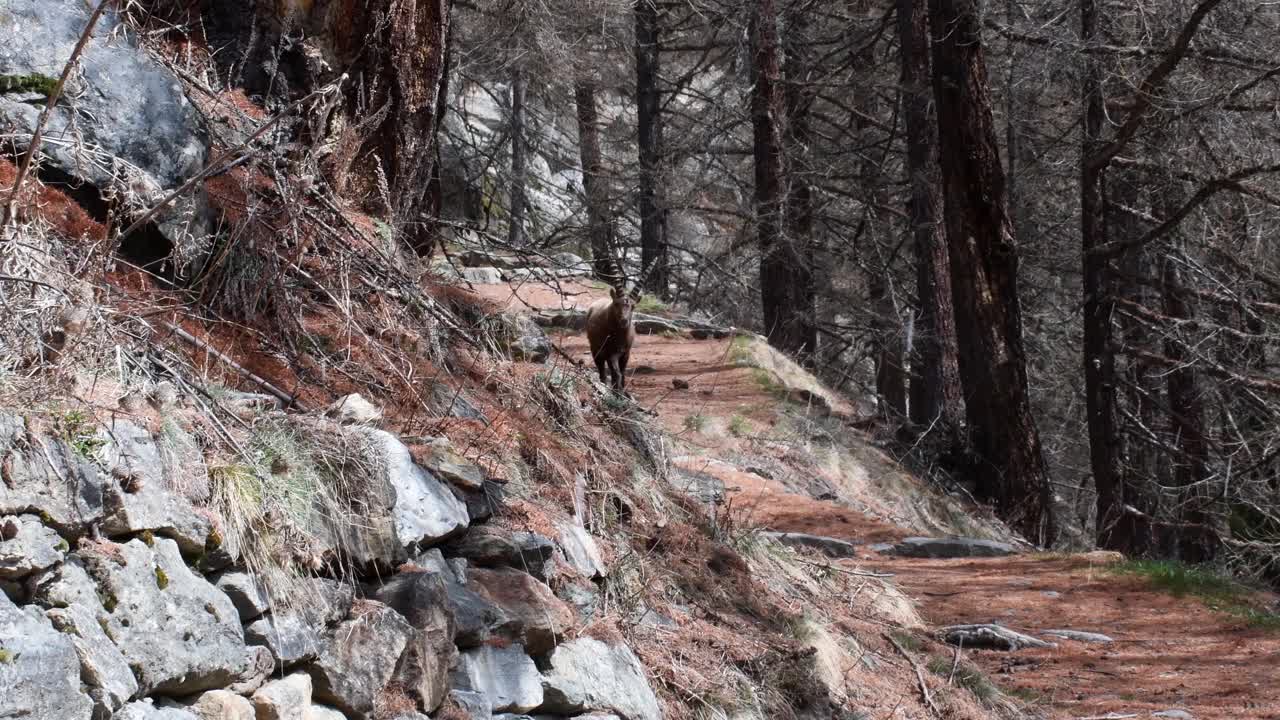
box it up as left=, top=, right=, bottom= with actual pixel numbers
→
left=929, top=0, right=1054, bottom=543
left=635, top=0, right=668, bottom=295
left=574, top=80, right=617, bottom=284
left=899, top=0, right=963, bottom=433
left=508, top=65, right=528, bottom=247
left=782, top=6, right=818, bottom=364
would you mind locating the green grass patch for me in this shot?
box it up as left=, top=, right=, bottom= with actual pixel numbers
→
left=927, top=655, right=999, bottom=704
left=0, top=73, right=57, bottom=97
left=635, top=294, right=669, bottom=314
left=889, top=629, right=924, bottom=653
left=57, top=409, right=105, bottom=459
left=1114, top=559, right=1280, bottom=630
left=683, top=413, right=707, bottom=433
left=727, top=415, right=751, bottom=437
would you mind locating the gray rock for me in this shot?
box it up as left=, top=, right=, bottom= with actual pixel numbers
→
left=0, top=0, right=210, bottom=255
left=0, top=591, right=95, bottom=719
left=429, top=383, right=488, bottom=423
left=364, top=430, right=469, bottom=550
left=550, top=252, right=589, bottom=274
left=467, top=567, right=574, bottom=654
left=84, top=538, right=250, bottom=694
left=98, top=420, right=212, bottom=553
left=633, top=314, right=682, bottom=335
left=449, top=690, right=493, bottom=719
left=557, top=581, right=601, bottom=624
left=308, top=601, right=413, bottom=719
left=891, top=536, right=1018, bottom=559
left=227, top=645, right=275, bottom=695
left=252, top=672, right=314, bottom=720
left=462, top=481, right=506, bottom=524
left=32, top=555, right=101, bottom=609
left=246, top=612, right=325, bottom=667
left=0, top=514, right=66, bottom=578
left=0, top=414, right=106, bottom=537
left=410, top=547, right=451, bottom=574
left=414, top=438, right=486, bottom=491
left=462, top=267, right=505, bottom=285
left=558, top=522, right=607, bottom=579
left=1041, top=629, right=1113, bottom=644
left=453, top=644, right=544, bottom=713
left=445, top=526, right=557, bottom=579
left=939, top=624, right=1054, bottom=651
left=325, top=394, right=383, bottom=426
left=760, top=531, right=858, bottom=558
left=372, top=571, right=457, bottom=712
left=667, top=467, right=724, bottom=505
left=46, top=603, right=139, bottom=713
left=174, top=690, right=255, bottom=720
left=445, top=576, right=510, bottom=648
left=115, top=700, right=201, bottom=719
left=214, top=571, right=270, bottom=622
left=508, top=317, right=551, bottom=363
left=303, top=706, right=350, bottom=720
left=447, top=558, right=469, bottom=585
left=461, top=250, right=523, bottom=270
left=1153, top=711, right=1195, bottom=719
left=539, top=638, right=661, bottom=720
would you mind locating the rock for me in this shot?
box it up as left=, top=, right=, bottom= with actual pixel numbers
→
left=372, top=571, right=457, bottom=712
left=181, top=690, right=256, bottom=720
left=890, top=537, right=1018, bottom=559
left=461, top=250, right=523, bottom=270
left=326, top=394, right=384, bottom=426
left=633, top=314, right=682, bottom=335
left=364, top=430, right=469, bottom=550
left=0, top=414, right=105, bottom=537
left=462, top=267, right=506, bottom=284
left=246, top=612, right=325, bottom=667
left=445, top=577, right=510, bottom=648
left=550, top=252, right=589, bottom=274
left=558, top=581, right=601, bottom=623
left=447, top=558, right=469, bottom=584
left=449, top=690, right=493, bottom=719
left=939, top=624, right=1055, bottom=651
left=1153, top=711, right=1195, bottom=719
left=116, top=700, right=201, bottom=719
left=508, top=317, right=551, bottom=363
left=410, top=547, right=453, bottom=577
left=308, top=601, right=414, bottom=719
left=0, top=514, right=66, bottom=578
left=667, top=466, right=725, bottom=505
left=214, top=571, right=270, bottom=622
left=445, top=526, right=557, bottom=579
left=0, top=0, right=210, bottom=255
left=0, top=591, right=95, bottom=719
left=413, top=439, right=486, bottom=491
left=671, top=378, right=690, bottom=390
left=98, top=420, right=212, bottom=553
left=462, top=481, right=506, bottom=524
left=253, top=673, right=314, bottom=720
left=84, top=537, right=250, bottom=695
left=452, top=644, right=544, bottom=713
left=466, top=567, right=574, bottom=654
left=538, top=638, right=661, bottom=720
left=760, top=531, right=858, bottom=558
left=557, top=522, right=607, bottom=579
left=429, top=383, right=488, bottom=423
left=1041, top=629, right=1113, bottom=644
left=31, top=554, right=101, bottom=608
left=303, top=706, right=350, bottom=720
left=46, top=603, right=139, bottom=714
left=227, top=645, right=275, bottom=695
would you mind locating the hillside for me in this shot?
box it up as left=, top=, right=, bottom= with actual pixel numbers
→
left=2, top=2, right=1279, bottom=720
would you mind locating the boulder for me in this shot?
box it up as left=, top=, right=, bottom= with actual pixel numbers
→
left=326, top=394, right=384, bottom=426
left=939, top=624, right=1054, bottom=651
left=84, top=538, right=250, bottom=694
left=466, top=567, right=574, bottom=654
left=667, top=467, right=724, bottom=505
left=449, top=690, right=493, bottom=719
left=32, top=554, right=102, bottom=609
left=372, top=571, right=457, bottom=712
left=308, top=601, right=414, bottom=719
left=462, top=481, right=506, bottom=524
left=550, top=252, right=589, bottom=273
left=245, top=612, right=325, bottom=667
left=0, top=514, right=66, bottom=578
left=116, top=700, right=201, bottom=719
left=179, top=690, right=256, bottom=720
left=760, top=531, right=858, bottom=558
left=227, top=645, right=275, bottom=695
left=557, top=522, right=607, bottom=579
left=507, top=317, right=551, bottom=363
left=46, top=603, right=139, bottom=714
left=429, top=383, right=488, bottom=423
left=253, top=673, right=314, bottom=720
left=890, top=537, right=1017, bottom=559
left=0, top=592, right=95, bottom=719
left=409, top=547, right=455, bottom=579
left=304, top=706, right=351, bottom=720
left=445, top=526, right=557, bottom=579
left=0, top=414, right=105, bottom=537
left=452, top=644, right=544, bottom=713
left=462, top=267, right=505, bottom=285
left=97, top=420, right=212, bottom=553
left=446, top=577, right=510, bottom=648
left=214, top=571, right=270, bottom=621
left=364, top=430, right=469, bottom=550
left=413, top=439, right=486, bottom=492
left=538, top=638, right=661, bottom=720
left=0, top=0, right=210, bottom=255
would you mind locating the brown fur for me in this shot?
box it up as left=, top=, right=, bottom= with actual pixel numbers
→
left=585, top=286, right=636, bottom=393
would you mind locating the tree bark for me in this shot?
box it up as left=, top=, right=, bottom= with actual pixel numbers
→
left=574, top=80, right=617, bottom=283
left=635, top=0, right=668, bottom=295
left=508, top=64, right=528, bottom=247
left=899, top=0, right=963, bottom=433
left=782, top=5, right=818, bottom=364
left=929, top=0, right=1053, bottom=543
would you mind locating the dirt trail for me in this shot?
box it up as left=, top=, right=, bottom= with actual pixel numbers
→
left=481, top=278, right=1280, bottom=720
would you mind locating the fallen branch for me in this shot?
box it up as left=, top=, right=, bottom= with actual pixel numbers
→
left=886, top=632, right=941, bottom=718
left=162, top=321, right=305, bottom=411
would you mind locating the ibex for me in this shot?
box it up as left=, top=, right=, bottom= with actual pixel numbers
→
left=585, top=261, right=639, bottom=395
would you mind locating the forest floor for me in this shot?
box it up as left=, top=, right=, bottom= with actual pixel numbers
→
left=476, top=275, right=1280, bottom=720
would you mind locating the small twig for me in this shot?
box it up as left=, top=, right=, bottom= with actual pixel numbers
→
left=792, top=556, right=895, bottom=578
left=162, top=321, right=305, bottom=411
left=886, top=632, right=942, bottom=718
left=948, top=638, right=962, bottom=685
left=2, top=0, right=113, bottom=233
